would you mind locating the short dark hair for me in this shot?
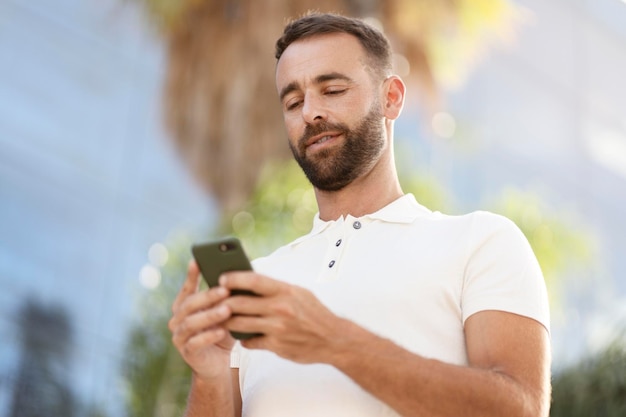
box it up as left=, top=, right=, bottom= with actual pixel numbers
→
left=275, top=12, right=393, bottom=79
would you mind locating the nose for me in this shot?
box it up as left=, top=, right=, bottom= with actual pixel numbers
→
left=301, top=94, right=326, bottom=124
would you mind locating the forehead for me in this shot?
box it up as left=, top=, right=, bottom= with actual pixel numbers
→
left=275, top=32, right=369, bottom=91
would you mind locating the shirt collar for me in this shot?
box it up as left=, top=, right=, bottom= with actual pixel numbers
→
left=290, top=194, right=432, bottom=246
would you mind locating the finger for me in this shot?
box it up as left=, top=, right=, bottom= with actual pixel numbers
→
left=222, top=292, right=273, bottom=317
left=239, top=333, right=266, bottom=351
left=169, top=286, right=230, bottom=332
left=172, top=260, right=202, bottom=313
left=226, top=314, right=269, bottom=336
left=183, top=327, right=228, bottom=354
left=171, top=304, right=231, bottom=347
left=220, top=271, right=285, bottom=297
left=177, top=285, right=229, bottom=318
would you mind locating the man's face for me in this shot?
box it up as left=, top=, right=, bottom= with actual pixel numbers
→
left=275, top=33, right=386, bottom=191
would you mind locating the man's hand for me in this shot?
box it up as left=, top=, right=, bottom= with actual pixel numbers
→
left=219, top=271, right=346, bottom=364
left=169, top=260, right=237, bottom=380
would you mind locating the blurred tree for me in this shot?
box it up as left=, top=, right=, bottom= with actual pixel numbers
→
left=136, top=0, right=517, bottom=212
left=9, top=300, right=76, bottom=417
left=123, top=236, right=195, bottom=417
left=550, top=334, right=626, bottom=417
left=221, top=159, right=451, bottom=259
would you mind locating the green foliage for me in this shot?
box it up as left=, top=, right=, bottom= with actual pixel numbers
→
left=551, top=335, right=626, bottom=417
left=220, top=159, right=452, bottom=258
left=122, top=235, right=194, bottom=417
left=130, top=0, right=198, bottom=32
left=400, top=172, right=450, bottom=213
left=223, top=159, right=594, bottom=290
left=220, top=160, right=317, bottom=258
left=489, top=188, right=594, bottom=295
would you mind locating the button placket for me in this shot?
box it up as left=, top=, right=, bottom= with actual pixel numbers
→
left=327, top=218, right=361, bottom=272
left=317, top=218, right=360, bottom=282
left=328, top=234, right=342, bottom=269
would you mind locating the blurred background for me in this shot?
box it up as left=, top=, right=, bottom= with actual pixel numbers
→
left=0, top=0, right=624, bottom=416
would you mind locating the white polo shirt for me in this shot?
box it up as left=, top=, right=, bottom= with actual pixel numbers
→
left=232, top=194, right=550, bottom=417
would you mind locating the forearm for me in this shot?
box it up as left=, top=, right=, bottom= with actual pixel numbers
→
left=328, top=319, right=548, bottom=417
left=184, top=371, right=237, bottom=417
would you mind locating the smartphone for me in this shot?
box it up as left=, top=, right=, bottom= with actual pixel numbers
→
left=191, top=237, right=261, bottom=340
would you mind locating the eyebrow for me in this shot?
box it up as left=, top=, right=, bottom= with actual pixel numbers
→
left=279, top=72, right=354, bottom=102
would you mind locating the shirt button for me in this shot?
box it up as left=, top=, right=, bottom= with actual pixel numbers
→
left=328, top=260, right=335, bottom=268
left=335, top=239, right=342, bottom=247
left=353, top=221, right=362, bottom=230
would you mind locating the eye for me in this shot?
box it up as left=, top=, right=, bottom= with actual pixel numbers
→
left=325, top=88, right=346, bottom=96
left=285, top=99, right=302, bottom=111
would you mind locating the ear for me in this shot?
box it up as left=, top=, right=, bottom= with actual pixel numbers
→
left=382, top=75, right=405, bottom=120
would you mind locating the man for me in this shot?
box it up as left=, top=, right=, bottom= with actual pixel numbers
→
left=169, top=12, right=551, bottom=417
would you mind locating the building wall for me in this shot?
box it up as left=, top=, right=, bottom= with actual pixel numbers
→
left=0, top=1, right=214, bottom=415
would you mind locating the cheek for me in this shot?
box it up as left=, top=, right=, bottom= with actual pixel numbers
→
left=337, top=94, right=376, bottom=124
left=283, top=114, right=303, bottom=141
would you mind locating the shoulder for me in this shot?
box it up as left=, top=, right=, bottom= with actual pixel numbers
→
left=250, top=233, right=307, bottom=271
left=464, top=210, right=530, bottom=250
left=428, top=209, right=516, bottom=228
left=417, top=208, right=523, bottom=242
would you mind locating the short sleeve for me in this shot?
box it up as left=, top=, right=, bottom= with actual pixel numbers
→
left=461, top=212, right=550, bottom=333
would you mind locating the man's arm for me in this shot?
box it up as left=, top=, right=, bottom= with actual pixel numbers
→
left=183, top=370, right=241, bottom=417
left=221, top=272, right=551, bottom=417
left=329, top=310, right=551, bottom=417
left=182, top=370, right=239, bottom=417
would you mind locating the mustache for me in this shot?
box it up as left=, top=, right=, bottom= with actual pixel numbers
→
left=298, top=121, right=348, bottom=148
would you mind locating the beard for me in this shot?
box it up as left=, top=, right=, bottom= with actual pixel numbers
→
left=289, top=103, right=386, bottom=192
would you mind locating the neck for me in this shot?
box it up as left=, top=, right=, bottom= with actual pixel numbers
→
left=314, top=141, right=403, bottom=221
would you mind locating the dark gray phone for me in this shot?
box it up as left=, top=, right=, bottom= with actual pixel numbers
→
left=191, top=237, right=261, bottom=340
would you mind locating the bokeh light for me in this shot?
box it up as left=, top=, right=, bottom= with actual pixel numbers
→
left=148, top=242, right=169, bottom=267
left=431, top=111, right=456, bottom=139
left=139, top=264, right=161, bottom=290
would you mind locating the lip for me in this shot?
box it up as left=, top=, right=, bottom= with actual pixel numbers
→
left=305, top=131, right=342, bottom=149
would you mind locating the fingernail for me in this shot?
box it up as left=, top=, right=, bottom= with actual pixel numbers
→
left=219, top=274, right=227, bottom=286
